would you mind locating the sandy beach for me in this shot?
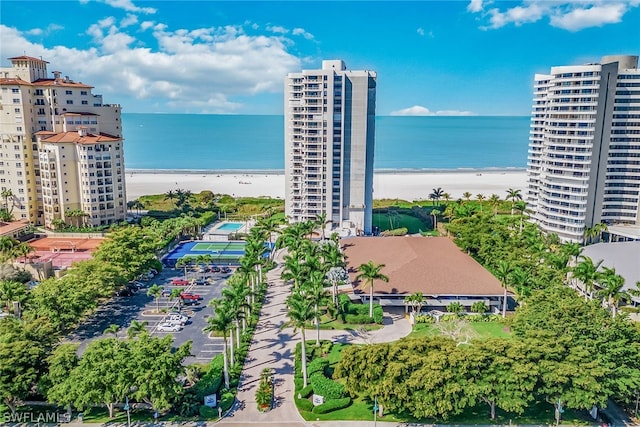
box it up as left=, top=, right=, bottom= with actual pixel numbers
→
left=125, top=170, right=527, bottom=202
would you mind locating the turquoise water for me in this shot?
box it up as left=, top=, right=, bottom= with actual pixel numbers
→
left=216, top=222, right=243, bottom=231
left=122, top=114, right=530, bottom=171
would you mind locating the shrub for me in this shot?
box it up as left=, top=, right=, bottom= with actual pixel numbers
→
left=220, top=390, right=235, bottom=411
left=373, top=305, right=384, bottom=324
left=294, top=376, right=303, bottom=391
left=296, top=397, right=314, bottom=412
left=307, top=358, right=329, bottom=377
left=381, top=227, right=408, bottom=236
left=310, top=373, right=345, bottom=399
left=299, top=384, right=314, bottom=398
left=199, top=405, right=217, bottom=419
left=348, top=304, right=370, bottom=316
left=414, top=314, right=435, bottom=324
left=312, top=397, right=352, bottom=414
left=344, top=313, right=374, bottom=324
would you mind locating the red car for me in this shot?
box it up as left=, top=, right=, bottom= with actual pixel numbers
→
left=171, top=278, right=190, bottom=286
left=181, top=292, right=202, bottom=300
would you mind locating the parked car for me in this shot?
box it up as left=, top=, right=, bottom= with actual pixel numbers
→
left=166, top=314, right=189, bottom=325
left=221, top=266, right=232, bottom=274
left=181, top=292, right=202, bottom=300
left=117, top=288, right=133, bottom=297
left=210, top=265, right=221, bottom=273
left=171, top=278, right=190, bottom=286
left=194, top=278, right=207, bottom=286
left=157, top=323, right=181, bottom=332
left=161, top=288, right=172, bottom=297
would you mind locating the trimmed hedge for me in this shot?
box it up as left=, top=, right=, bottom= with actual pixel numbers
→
left=299, top=384, right=314, bottom=398
left=345, top=313, right=374, bottom=324
left=220, top=390, right=235, bottom=411
left=199, top=405, right=217, bottom=418
left=381, top=227, right=408, bottom=236
left=373, top=306, right=384, bottom=324
left=312, top=397, right=352, bottom=414
left=307, top=358, right=329, bottom=377
left=310, top=372, right=345, bottom=399
left=296, top=397, right=314, bottom=412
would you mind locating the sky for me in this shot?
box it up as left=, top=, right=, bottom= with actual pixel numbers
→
left=1, top=0, right=639, bottom=116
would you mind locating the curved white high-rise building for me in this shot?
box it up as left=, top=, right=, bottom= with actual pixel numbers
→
left=284, top=60, right=376, bottom=235
left=526, top=55, right=640, bottom=242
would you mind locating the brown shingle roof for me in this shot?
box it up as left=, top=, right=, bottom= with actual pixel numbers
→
left=342, top=236, right=506, bottom=297
left=40, top=131, right=120, bottom=144
left=9, top=56, right=49, bottom=63
left=0, top=77, right=33, bottom=86
left=33, top=79, right=93, bottom=88
left=0, top=220, right=30, bottom=238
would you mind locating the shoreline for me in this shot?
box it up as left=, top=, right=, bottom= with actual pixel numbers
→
left=125, top=169, right=528, bottom=202
left=126, top=167, right=526, bottom=175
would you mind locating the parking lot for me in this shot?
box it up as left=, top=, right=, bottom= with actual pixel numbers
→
left=68, top=265, right=233, bottom=365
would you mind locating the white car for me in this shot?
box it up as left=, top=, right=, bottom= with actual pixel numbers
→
left=166, top=314, right=189, bottom=325
left=157, top=322, right=181, bottom=332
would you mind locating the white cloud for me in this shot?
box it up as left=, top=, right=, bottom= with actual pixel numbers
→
left=102, top=0, right=156, bottom=14
left=467, top=0, right=484, bottom=13
left=469, top=1, right=639, bottom=31
left=417, top=27, right=425, bottom=36
left=140, top=21, right=154, bottom=31
left=0, top=22, right=301, bottom=113
left=550, top=3, right=627, bottom=31
left=390, top=105, right=476, bottom=116
left=120, top=14, right=138, bottom=28
left=25, top=23, right=64, bottom=37
left=292, top=28, right=314, bottom=40
left=267, top=25, right=288, bottom=34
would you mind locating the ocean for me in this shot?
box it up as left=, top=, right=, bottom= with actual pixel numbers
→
left=121, top=114, right=530, bottom=171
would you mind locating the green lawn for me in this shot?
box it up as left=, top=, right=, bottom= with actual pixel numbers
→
left=372, top=213, right=428, bottom=234
left=407, top=321, right=511, bottom=339
left=316, top=316, right=382, bottom=331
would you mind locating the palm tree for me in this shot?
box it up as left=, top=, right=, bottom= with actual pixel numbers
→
left=506, top=188, right=522, bottom=215
left=127, top=320, right=148, bottom=338
left=431, top=209, right=441, bottom=231
left=0, top=236, right=18, bottom=263
left=355, top=261, right=389, bottom=318
left=285, top=289, right=315, bottom=388
left=147, top=284, right=163, bottom=313
left=175, top=257, right=191, bottom=280
left=1, top=189, right=14, bottom=214
left=488, top=194, right=500, bottom=216
left=495, top=261, right=512, bottom=318
left=169, top=288, right=184, bottom=311
left=476, top=194, right=485, bottom=213
left=510, top=267, right=531, bottom=300
left=572, top=256, right=603, bottom=300
left=104, top=324, right=120, bottom=337
left=597, top=267, right=629, bottom=318
left=462, top=192, right=472, bottom=202
left=404, top=292, right=424, bottom=314
left=471, top=301, right=488, bottom=314
left=0, top=280, right=27, bottom=313
left=304, top=271, right=329, bottom=346
left=205, top=298, right=232, bottom=389
left=315, top=212, right=331, bottom=240
left=447, top=302, right=464, bottom=316
left=429, top=187, right=444, bottom=206
left=14, top=242, right=34, bottom=265
left=164, top=190, right=177, bottom=205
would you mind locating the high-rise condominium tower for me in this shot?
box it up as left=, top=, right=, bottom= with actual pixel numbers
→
left=526, top=55, right=640, bottom=242
left=0, top=56, right=126, bottom=229
left=284, top=60, right=376, bottom=235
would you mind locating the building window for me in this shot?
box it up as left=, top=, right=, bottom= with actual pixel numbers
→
left=11, top=88, right=19, bottom=93
left=81, top=100, right=88, bottom=105
left=66, top=100, right=73, bottom=104
left=65, top=90, right=73, bottom=95
left=81, top=91, right=88, bottom=95
left=14, top=108, right=20, bottom=113
left=13, top=99, right=20, bottom=103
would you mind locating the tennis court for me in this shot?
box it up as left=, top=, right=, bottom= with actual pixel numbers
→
left=163, top=240, right=273, bottom=267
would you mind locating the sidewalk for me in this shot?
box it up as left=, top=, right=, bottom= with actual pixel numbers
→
left=218, top=249, right=412, bottom=426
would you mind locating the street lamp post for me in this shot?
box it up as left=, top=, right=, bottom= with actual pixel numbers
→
left=123, top=396, right=130, bottom=427
left=373, top=396, right=378, bottom=427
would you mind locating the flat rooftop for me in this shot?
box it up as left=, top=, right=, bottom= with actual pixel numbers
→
left=582, top=241, right=640, bottom=293
left=341, top=236, right=506, bottom=297
left=607, top=224, right=640, bottom=240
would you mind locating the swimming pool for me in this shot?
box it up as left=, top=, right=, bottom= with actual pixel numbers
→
left=216, top=222, right=244, bottom=231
